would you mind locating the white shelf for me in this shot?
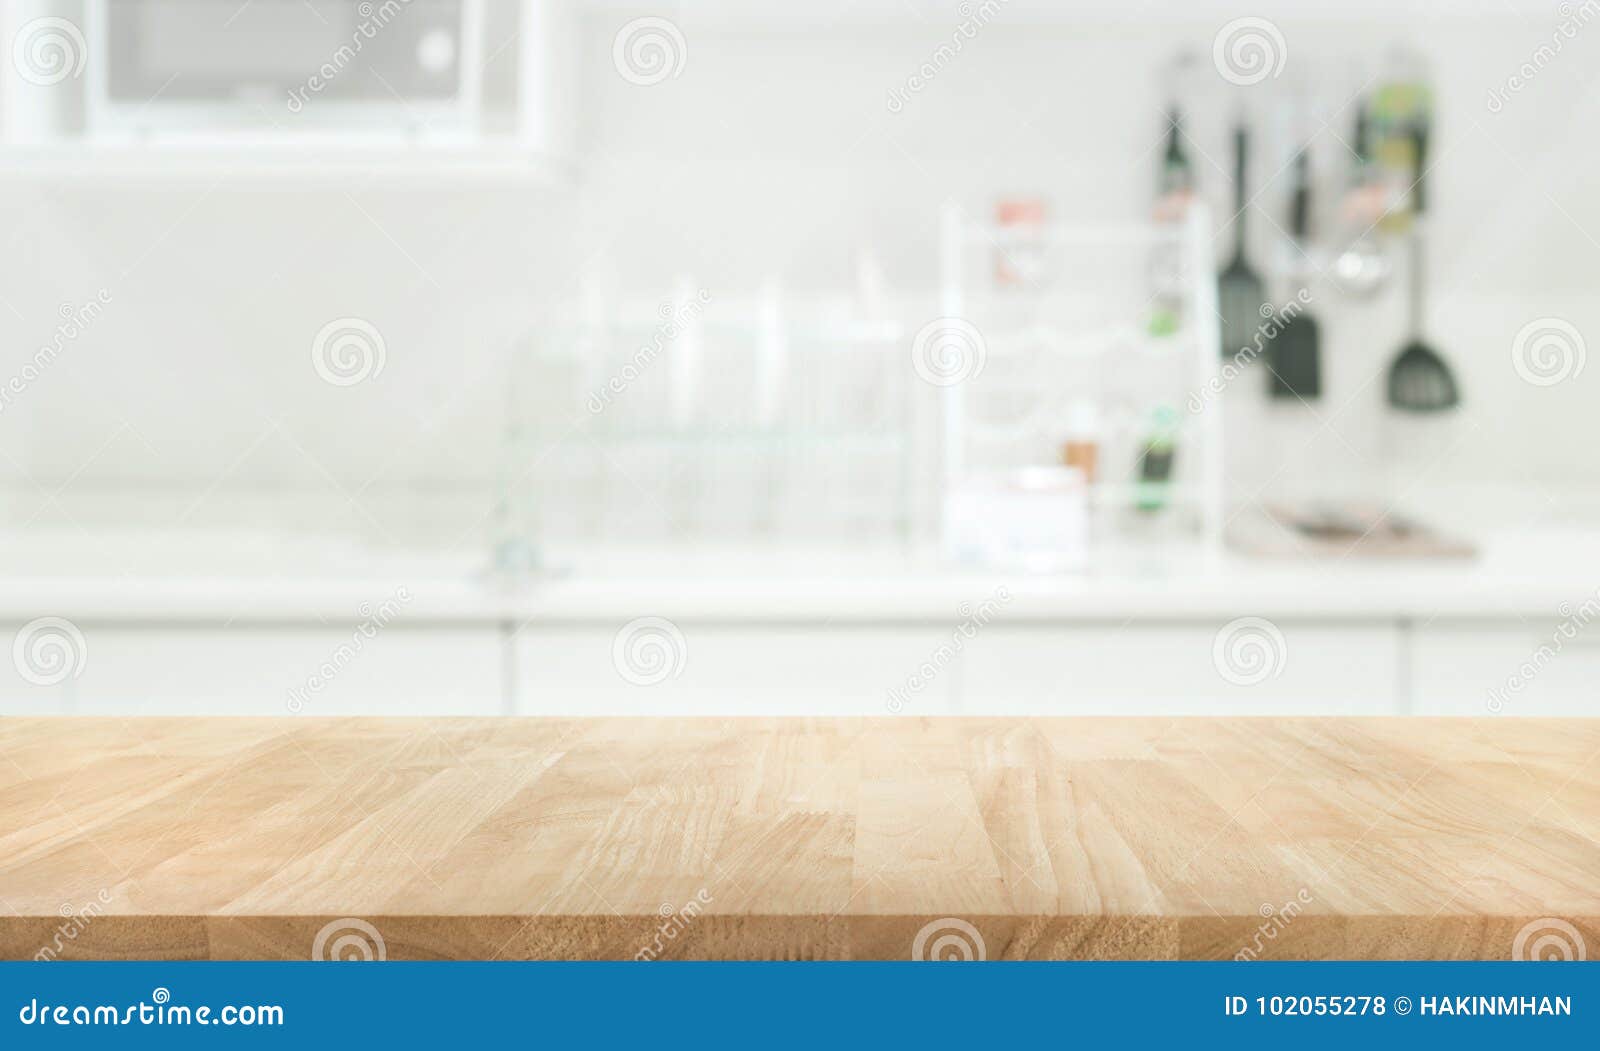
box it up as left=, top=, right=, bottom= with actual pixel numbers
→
left=967, top=223, right=1184, bottom=249
left=972, top=322, right=1195, bottom=359
left=0, top=140, right=575, bottom=184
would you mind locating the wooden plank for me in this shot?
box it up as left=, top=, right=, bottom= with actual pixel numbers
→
left=1, top=717, right=1597, bottom=960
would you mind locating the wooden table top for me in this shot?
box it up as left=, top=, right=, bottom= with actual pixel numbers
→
left=3, top=717, right=1598, bottom=961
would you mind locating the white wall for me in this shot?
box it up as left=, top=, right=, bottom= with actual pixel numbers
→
left=1, top=2, right=1597, bottom=546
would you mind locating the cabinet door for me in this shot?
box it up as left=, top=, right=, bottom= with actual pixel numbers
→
left=957, top=622, right=1401, bottom=716
left=1413, top=623, right=1600, bottom=717
left=515, top=624, right=959, bottom=716
left=66, top=626, right=505, bottom=716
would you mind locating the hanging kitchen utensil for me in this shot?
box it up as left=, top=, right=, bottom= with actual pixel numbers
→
left=1332, top=105, right=1390, bottom=297
left=1387, top=235, right=1458, bottom=412
left=1217, top=124, right=1265, bottom=359
left=1267, top=148, right=1321, bottom=399
left=1385, top=126, right=1459, bottom=412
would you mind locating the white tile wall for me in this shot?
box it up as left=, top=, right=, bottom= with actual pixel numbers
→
left=0, top=7, right=1596, bottom=544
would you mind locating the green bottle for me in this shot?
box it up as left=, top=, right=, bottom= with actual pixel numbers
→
left=1135, top=405, right=1179, bottom=512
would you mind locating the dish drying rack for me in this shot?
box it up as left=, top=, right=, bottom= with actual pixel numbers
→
left=496, top=283, right=919, bottom=567
left=937, top=201, right=1225, bottom=559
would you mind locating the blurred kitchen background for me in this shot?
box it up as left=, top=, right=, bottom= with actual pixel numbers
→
left=0, top=0, right=1596, bottom=719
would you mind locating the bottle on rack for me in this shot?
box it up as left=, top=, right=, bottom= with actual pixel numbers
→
left=1134, top=405, right=1180, bottom=512
left=1156, top=108, right=1195, bottom=214
left=1148, top=109, right=1193, bottom=336
left=1058, top=400, right=1100, bottom=486
left=994, top=196, right=1048, bottom=289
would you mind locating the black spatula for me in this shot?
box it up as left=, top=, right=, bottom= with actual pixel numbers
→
left=1267, top=148, right=1321, bottom=399
left=1385, top=125, right=1460, bottom=412
left=1387, top=233, right=1458, bottom=411
left=1217, top=125, right=1265, bottom=359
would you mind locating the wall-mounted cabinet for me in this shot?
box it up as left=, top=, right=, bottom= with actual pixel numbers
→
left=0, top=0, right=577, bottom=182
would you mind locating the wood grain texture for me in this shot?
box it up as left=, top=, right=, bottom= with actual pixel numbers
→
left=3, top=717, right=1599, bottom=961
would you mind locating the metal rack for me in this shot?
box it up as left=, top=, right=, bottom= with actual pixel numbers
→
left=937, top=201, right=1225, bottom=560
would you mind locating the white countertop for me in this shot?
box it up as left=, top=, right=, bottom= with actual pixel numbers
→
left=0, top=525, right=1589, bottom=623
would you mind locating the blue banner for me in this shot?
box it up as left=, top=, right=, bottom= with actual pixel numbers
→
left=2, top=962, right=1594, bottom=1047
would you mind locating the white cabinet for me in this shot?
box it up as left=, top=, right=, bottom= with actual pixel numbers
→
left=513, top=619, right=1403, bottom=717
left=0, top=620, right=75, bottom=715
left=514, top=624, right=959, bottom=716
left=957, top=622, right=1403, bottom=716
left=10, top=614, right=1582, bottom=719
left=60, top=625, right=504, bottom=716
left=1412, top=623, right=1600, bottom=717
